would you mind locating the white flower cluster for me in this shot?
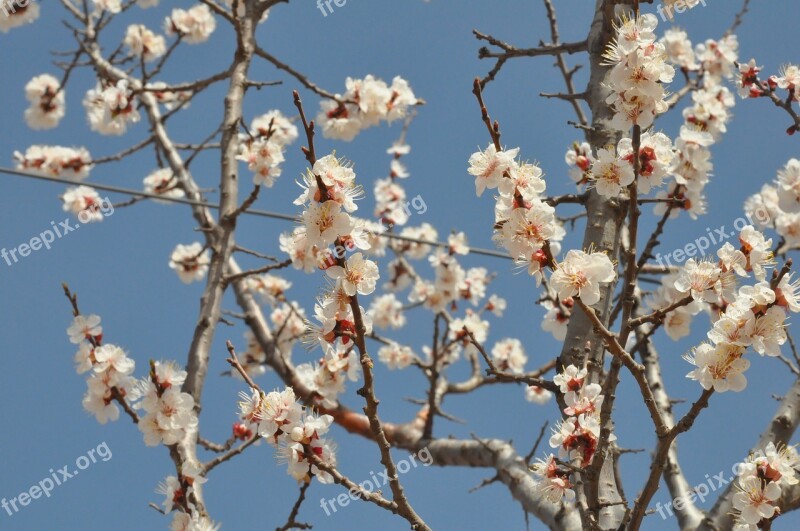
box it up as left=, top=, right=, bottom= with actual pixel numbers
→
left=695, top=34, right=739, bottom=85
left=316, top=76, right=418, bottom=141
left=62, top=185, right=105, bottom=222
left=14, top=145, right=93, bottom=179
left=276, top=152, right=382, bottom=406
left=67, top=313, right=212, bottom=531
left=0, top=2, right=39, bottom=33
left=124, top=24, right=167, bottom=63
left=236, top=110, right=298, bottom=187
left=408, top=235, right=471, bottom=312
left=156, top=460, right=216, bottom=530
left=533, top=364, right=609, bottom=504
left=377, top=343, right=416, bottom=370
left=132, top=361, right=198, bottom=447
left=241, top=273, right=357, bottom=413
left=374, top=142, right=413, bottom=226
left=165, top=4, right=216, bottom=44
left=144, top=168, right=186, bottom=202
left=731, top=442, right=800, bottom=530
left=525, top=384, right=553, bottom=405
left=550, top=250, right=616, bottom=306
left=529, top=454, right=575, bottom=504
left=468, top=143, right=566, bottom=281
left=603, top=14, right=675, bottom=130
left=92, top=0, right=121, bottom=14
left=376, top=229, right=509, bottom=373
left=563, top=30, right=738, bottom=215
left=83, top=80, right=141, bottom=136
left=238, top=387, right=337, bottom=483
left=490, top=338, right=527, bottom=374
left=68, top=315, right=134, bottom=424
left=368, top=293, right=406, bottom=330
left=746, top=159, right=800, bottom=248
left=737, top=59, right=795, bottom=123
left=67, top=315, right=200, bottom=448
left=588, top=131, right=674, bottom=198
left=648, top=225, right=800, bottom=392
left=146, top=81, right=193, bottom=111
left=655, top=31, right=738, bottom=219
left=295, top=342, right=361, bottom=409
left=169, top=242, right=210, bottom=284
left=24, top=74, right=65, bottom=130
left=280, top=154, right=364, bottom=271
left=773, top=64, right=800, bottom=103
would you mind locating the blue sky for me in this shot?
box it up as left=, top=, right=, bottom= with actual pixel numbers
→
left=1, top=1, right=799, bottom=530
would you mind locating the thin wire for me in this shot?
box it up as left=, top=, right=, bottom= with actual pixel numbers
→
left=0, top=166, right=514, bottom=260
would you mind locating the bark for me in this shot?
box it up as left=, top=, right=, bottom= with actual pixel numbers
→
left=557, top=2, right=628, bottom=528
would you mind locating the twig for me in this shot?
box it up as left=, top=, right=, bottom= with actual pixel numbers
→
left=276, top=481, right=313, bottom=531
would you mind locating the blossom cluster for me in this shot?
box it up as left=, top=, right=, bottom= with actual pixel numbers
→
left=144, top=168, right=186, bottom=202
left=156, top=457, right=217, bottom=530
left=24, top=74, right=65, bottom=130
left=539, top=250, right=615, bottom=342
left=736, top=59, right=800, bottom=112
left=655, top=31, right=738, bottom=219
left=62, top=185, right=107, bottom=222
left=83, top=80, right=141, bottom=136
left=67, top=314, right=200, bottom=445
left=603, top=14, right=675, bottom=130
left=316, top=76, right=419, bottom=141
left=66, top=313, right=212, bottom=529
left=68, top=314, right=133, bottom=424
left=550, top=250, right=616, bottom=307
left=746, top=159, right=800, bottom=250
left=640, top=224, right=800, bottom=392
left=124, top=24, right=167, bottom=63
left=467, top=143, right=565, bottom=281
left=165, top=4, right=216, bottom=44
left=92, top=0, right=122, bottom=14
left=237, top=387, right=337, bottom=484
left=532, top=364, right=609, bottom=504
left=374, top=141, right=413, bottom=226
left=731, top=442, right=800, bottom=530
left=14, top=144, right=93, bottom=180
left=132, top=361, right=199, bottom=447
left=274, top=152, right=381, bottom=406
left=236, top=110, right=298, bottom=187
left=570, top=25, right=739, bottom=213
left=169, top=242, right=211, bottom=284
